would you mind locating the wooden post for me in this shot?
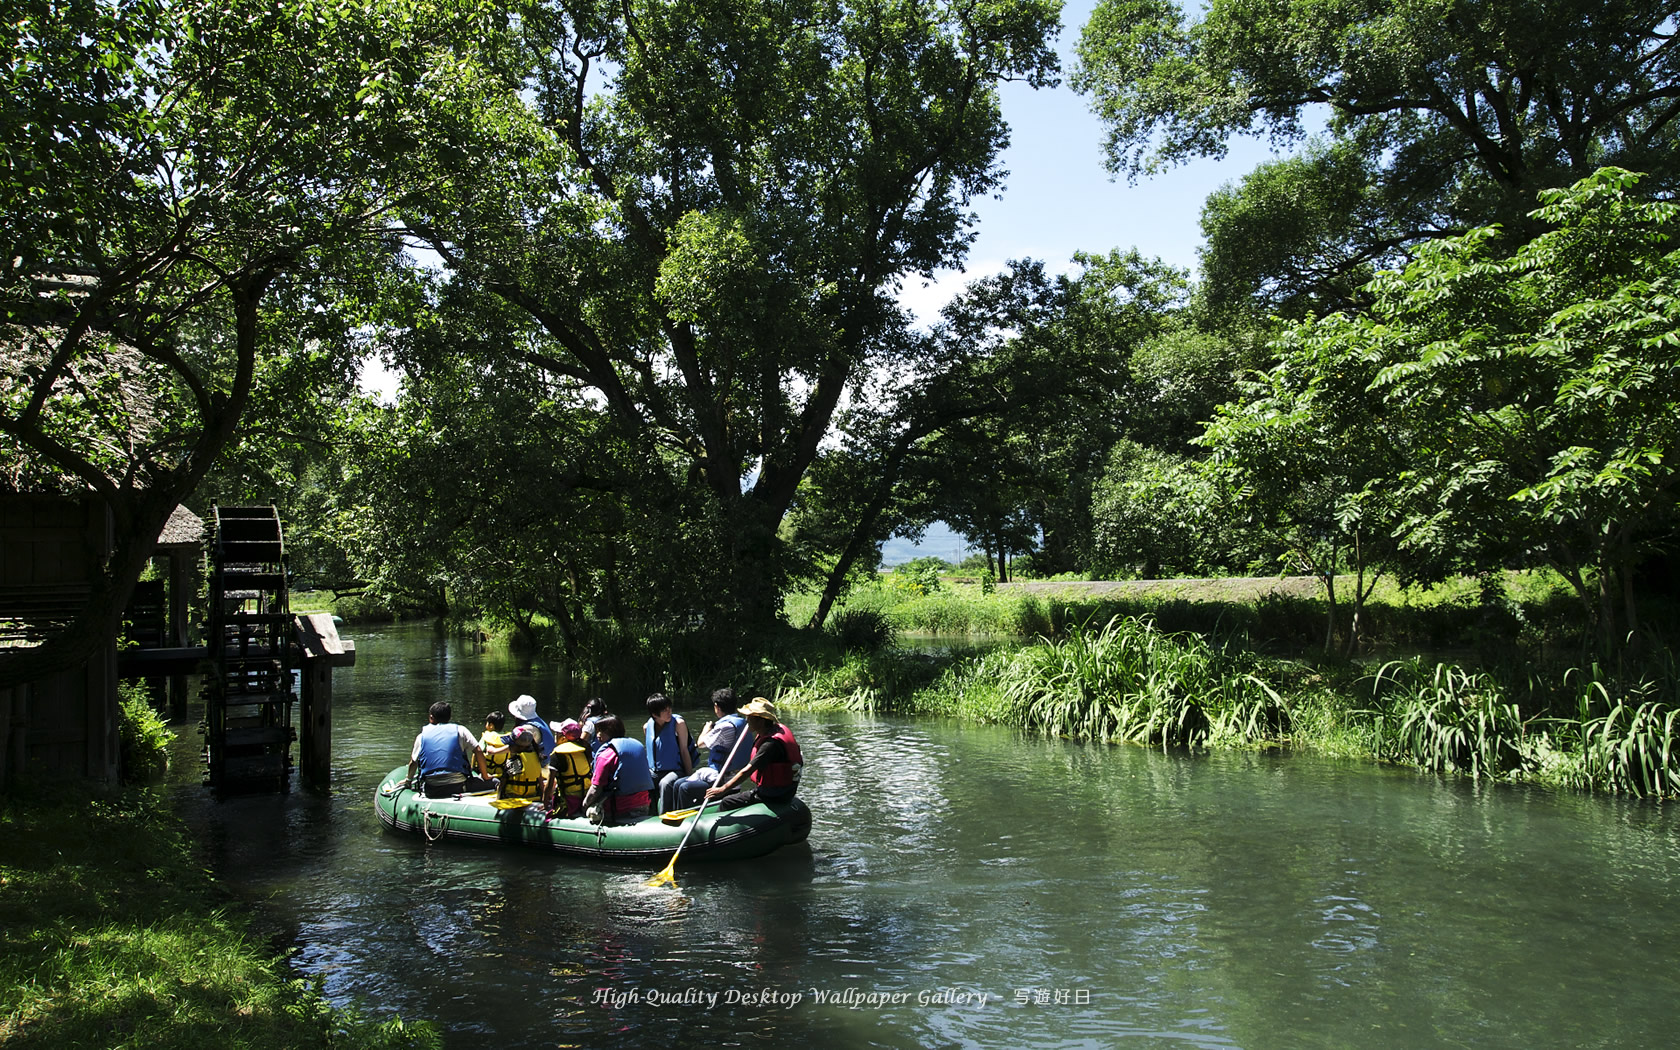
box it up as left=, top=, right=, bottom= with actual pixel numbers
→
left=300, top=656, right=333, bottom=792
left=167, top=549, right=191, bottom=723
left=295, top=613, right=354, bottom=793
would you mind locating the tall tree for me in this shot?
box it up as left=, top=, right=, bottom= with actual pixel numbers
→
left=1336, top=169, right=1680, bottom=655
left=0, top=0, right=482, bottom=686
left=908, top=250, right=1190, bottom=579
left=389, top=0, right=1063, bottom=630
left=1074, top=0, right=1680, bottom=318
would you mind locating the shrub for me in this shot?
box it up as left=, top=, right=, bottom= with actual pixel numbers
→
left=828, top=608, right=895, bottom=652
left=117, top=683, right=172, bottom=784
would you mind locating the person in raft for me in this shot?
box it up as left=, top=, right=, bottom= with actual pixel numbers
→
left=671, top=687, right=752, bottom=809
left=407, top=701, right=493, bottom=798
left=643, top=693, right=694, bottom=813
left=475, top=710, right=512, bottom=786
left=542, top=718, right=591, bottom=818
left=703, top=697, right=802, bottom=811
left=578, top=697, right=611, bottom=757
left=580, top=715, right=654, bottom=824
left=496, top=694, right=554, bottom=799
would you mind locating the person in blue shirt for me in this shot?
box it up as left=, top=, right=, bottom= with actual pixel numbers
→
left=406, top=701, right=492, bottom=798
left=643, top=693, right=694, bottom=814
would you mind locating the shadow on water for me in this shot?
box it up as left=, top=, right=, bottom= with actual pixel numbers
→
left=164, top=623, right=1680, bottom=1050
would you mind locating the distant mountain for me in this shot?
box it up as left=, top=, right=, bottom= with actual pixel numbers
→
left=880, top=521, right=971, bottom=567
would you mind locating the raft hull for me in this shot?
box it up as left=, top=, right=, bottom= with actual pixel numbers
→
left=373, top=766, right=811, bottom=862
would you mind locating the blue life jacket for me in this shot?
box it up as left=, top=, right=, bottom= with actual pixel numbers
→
left=416, top=723, right=470, bottom=779
left=516, top=717, right=555, bottom=764
left=605, top=737, right=655, bottom=795
left=644, top=715, right=687, bottom=774
left=708, top=713, right=752, bottom=776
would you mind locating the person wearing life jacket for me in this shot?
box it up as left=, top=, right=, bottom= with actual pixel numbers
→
left=580, top=715, right=654, bottom=824
left=406, top=701, right=492, bottom=798
left=671, top=687, right=752, bottom=809
left=643, top=693, right=694, bottom=813
left=498, top=694, right=554, bottom=799
left=475, top=710, right=513, bottom=784
left=704, top=697, right=802, bottom=812
left=542, top=719, right=592, bottom=818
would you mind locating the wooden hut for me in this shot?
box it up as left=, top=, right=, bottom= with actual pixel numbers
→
left=0, top=494, right=120, bottom=786
left=0, top=496, right=204, bottom=787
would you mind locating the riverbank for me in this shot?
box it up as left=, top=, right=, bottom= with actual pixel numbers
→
left=772, top=575, right=1680, bottom=798
left=0, top=789, right=437, bottom=1050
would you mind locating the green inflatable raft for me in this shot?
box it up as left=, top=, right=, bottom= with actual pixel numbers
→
left=374, top=766, right=812, bottom=862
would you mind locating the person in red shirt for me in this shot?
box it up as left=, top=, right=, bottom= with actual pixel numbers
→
left=704, top=697, right=802, bottom=811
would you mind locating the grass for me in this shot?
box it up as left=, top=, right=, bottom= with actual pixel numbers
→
left=771, top=596, right=1680, bottom=798
left=0, top=790, right=438, bottom=1050
left=796, top=567, right=1596, bottom=657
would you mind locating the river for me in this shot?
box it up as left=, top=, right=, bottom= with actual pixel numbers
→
left=166, top=623, right=1680, bottom=1049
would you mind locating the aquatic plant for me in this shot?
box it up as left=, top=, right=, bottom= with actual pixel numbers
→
left=1547, top=667, right=1680, bottom=796
left=1367, top=660, right=1527, bottom=779
left=827, top=608, right=895, bottom=652
left=989, top=616, right=1283, bottom=750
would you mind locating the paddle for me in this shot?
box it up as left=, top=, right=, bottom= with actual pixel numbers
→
left=646, top=722, right=750, bottom=888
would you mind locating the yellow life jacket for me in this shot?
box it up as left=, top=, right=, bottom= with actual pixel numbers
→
left=502, top=749, right=544, bottom=798
left=550, top=740, right=590, bottom=799
left=480, top=730, right=511, bottom=781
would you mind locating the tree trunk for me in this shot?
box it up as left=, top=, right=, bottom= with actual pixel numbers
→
left=808, top=438, right=915, bottom=630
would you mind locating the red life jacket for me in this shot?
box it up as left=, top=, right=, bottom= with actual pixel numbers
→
left=750, top=723, right=803, bottom=790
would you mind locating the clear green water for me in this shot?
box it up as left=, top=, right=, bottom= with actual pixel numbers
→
left=168, top=624, right=1680, bottom=1049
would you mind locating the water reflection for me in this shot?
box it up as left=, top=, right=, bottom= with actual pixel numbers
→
left=164, top=624, right=1680, bottom=1050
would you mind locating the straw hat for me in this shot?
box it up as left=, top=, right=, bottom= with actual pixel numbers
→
left=739, top=697, right=779, bottom=724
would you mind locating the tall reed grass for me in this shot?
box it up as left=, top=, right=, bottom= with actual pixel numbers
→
left=1365, top=660, right=1527, bottom=779
left=932, top=616, right=1289, bottom=750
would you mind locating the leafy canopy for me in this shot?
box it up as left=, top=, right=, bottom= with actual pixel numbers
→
left=1074, top=0, right=1680, bottom=319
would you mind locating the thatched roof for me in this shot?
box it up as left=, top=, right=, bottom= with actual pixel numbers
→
left=157, top=504, right=203, bottom=550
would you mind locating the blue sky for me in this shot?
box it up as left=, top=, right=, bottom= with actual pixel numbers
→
left=897, top=0, right=1289, bottom=324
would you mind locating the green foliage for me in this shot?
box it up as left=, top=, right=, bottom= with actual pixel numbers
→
left=1089, top=440, right=1228, bottom=579
left=1367, top=660, right=1528, bottom=780
left=827, top=609, right=896, bottom=653
left=373, top=0, right=1064, bottom=632
left=0, top=792, right=438, bottom=1050
left=917, top=253, right=1195, bottom=579
left=1196, top=139, right=1409, bottom=325
left=1569, top=696, right=1680, bottom=797
left=771, top=647, right=951, bottom=714
left=1314, top=170, right=1680, bottom=652
left=1, top=0, right=492, bottom=686
left=776, top=572, right=1680, bottom=795
left=1544, top=662, right=1680, bottom=797
left=1074, top=0, right=1680, bottom=315
left=117, top=683, right=172, bottom=784
left=991, top=616, right=1286, bottom=749
left=890, top=559, right=946, bottom=597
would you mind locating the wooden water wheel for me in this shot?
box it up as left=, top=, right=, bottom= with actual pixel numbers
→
left=201, top=505, right=295, bottom=793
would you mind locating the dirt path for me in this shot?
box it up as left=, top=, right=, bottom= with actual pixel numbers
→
left=995, top=576, right=1323, bottom=601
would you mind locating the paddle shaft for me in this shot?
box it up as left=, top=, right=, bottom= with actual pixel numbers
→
left=665, top=721, right=752, bottom=863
